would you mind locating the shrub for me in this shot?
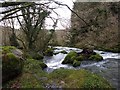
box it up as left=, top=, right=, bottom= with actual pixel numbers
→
left=62, top=51, right=77, bottom=64
left=44, top=47, right=54, bottom=56
left=89, top=53, right=103, bottom=61
left=77, top=48, right=103, bottom=61
left=73, top=60, right=81, bottom=67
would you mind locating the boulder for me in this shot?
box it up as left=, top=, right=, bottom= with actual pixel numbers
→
left=88, top=53, right=103, bottom=61
left=1, top=46, right=24, bottom=83
left=79, top=48, right=103, bottom=61
left=44, top=47, right=54, bottom=56
left=62, top=48, right=103, bottom=67
left=76, top=55, right=85, bottom=61
left=73, top=60, right=81, bottom=67
left=62, top=51, right=77, bottom=64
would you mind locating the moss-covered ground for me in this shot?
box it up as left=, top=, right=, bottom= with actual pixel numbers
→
left=3, top=58, right=113, bottom=89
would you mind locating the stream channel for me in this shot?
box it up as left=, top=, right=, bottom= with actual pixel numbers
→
left=43, top=46, right=120, bottom=89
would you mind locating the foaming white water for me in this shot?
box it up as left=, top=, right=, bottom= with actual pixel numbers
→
left=44, top=46, right=119, bottom=89
left=44, top=46, right=119, bottom=72
left=44, top=53, right=74, bottom=70
left=94, top=50, right=119, bottom=59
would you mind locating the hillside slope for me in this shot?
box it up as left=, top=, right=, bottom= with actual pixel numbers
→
left=71, top=2, right=119, bottom=52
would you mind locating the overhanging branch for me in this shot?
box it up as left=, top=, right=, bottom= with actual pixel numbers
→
left=51, top=0, right=89, bottom=26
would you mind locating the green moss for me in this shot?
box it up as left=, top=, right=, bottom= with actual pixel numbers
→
left=3, top=58, right=47, bottom=88
left=73, top=60, right=81, bottom=67
left=7, top=53, right=17, bottom=60
left=62, top=59, right=68, bottom=64
left=3, top=58, right=113, bottom=88
left=39, top=62, right=47, bottom=69
left=76, top=55, right=85, bottom=61
left=44, top=47, right=54, bottom=56
left=48, top=69, right=112, bottom=88
left=2, top=52, right=23, bottom=83
left=18, top=73, right=43, bottom=88
left=89, top=53, right=103, bottom=61
left=62, top=51, right=77, bottom=64
left=63, top=49, right=103, bottom=67
left=3, top=58, right=48, bottom=88
left=24, top=59, right=47, bottom=72
left=82, top=72, right=112, bottom=88
left=1, top=46, right=15, bottom=53
left=3, top=72, right=44, bottom=88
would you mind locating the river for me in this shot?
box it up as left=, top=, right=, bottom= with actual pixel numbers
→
left=43, top=46, right=120, bottom=89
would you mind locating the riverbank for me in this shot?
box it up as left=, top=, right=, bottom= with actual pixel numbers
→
left=3, top=58, right=113, bottom=88
left=2, top=46, right=119, bottom=89
left=75, top=45, right=120, bottom=53
left=80, top=58, right=119, bottom=89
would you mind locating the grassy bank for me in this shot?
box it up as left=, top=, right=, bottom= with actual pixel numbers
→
left=3, top=58, right=113, bottom=89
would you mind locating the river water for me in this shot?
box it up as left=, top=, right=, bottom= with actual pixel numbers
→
left=43, top=46, right=120, bottom=89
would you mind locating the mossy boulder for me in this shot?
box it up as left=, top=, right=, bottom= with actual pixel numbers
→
left=1, top=46, right=15, bottom=54
left=62, top=48, right=103, bottom=67
left=39, top=62, right=47, bottom=69
left=2, top=46, right=24, bottom=83
left=89, top=53, right=103, bottom=61
left=62, top=51, right=77, bottom=64
left=76, top=55, right=85, bottom=61
left=79, top=48, right=103, bottom=61
left=44, top=47, right=54, bottom=56
left=73, top=60, right=81, bottom=67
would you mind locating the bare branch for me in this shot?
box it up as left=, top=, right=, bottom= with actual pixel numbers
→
left=51, top=0, right=88, bottom=26
left=1, top=2, right=25, bottom=7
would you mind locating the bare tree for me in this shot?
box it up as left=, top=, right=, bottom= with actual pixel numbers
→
left=1, top=1, right=62, bottom=52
